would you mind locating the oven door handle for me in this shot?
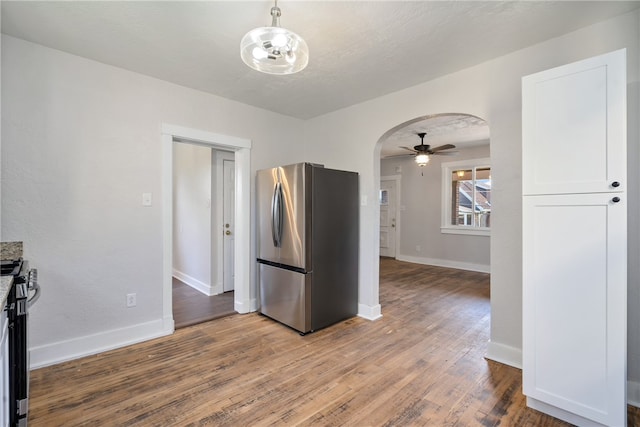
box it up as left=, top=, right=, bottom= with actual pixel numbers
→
left=27, top=283, right=41, bottom=308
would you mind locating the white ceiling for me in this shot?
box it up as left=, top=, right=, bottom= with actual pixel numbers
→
left=380, top=114, right=490, bottom=158
left=2, top=1, right=639, bottom=154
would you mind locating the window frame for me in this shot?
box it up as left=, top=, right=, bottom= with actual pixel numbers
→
left=440, top=157, right=491, bottom=236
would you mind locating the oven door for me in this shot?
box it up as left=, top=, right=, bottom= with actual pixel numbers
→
left=9, top=281, right=29, bottom=426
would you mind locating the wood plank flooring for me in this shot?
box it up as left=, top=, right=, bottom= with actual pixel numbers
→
left=172, top=277, right=235, bottom=329
left=29, top=259, right=640, bottom=426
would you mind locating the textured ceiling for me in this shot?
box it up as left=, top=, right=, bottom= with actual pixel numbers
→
left=3, top=1, right=639, bottom=121
left=381, top=114, right=490, bottom=158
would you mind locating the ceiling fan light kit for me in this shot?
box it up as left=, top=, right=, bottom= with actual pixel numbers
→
left=240, top=0, right=309, bottom=75
left=401, top=132, right=456, bottom=172
left=415, top=153, right=430, bottom=167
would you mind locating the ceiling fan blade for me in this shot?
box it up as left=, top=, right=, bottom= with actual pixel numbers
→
left=400, top=146, right=418, bottom=153
left=383, top=153, right=414, bottom=159
left=430, top=144, right=456, bottom=152
left=431, top=151, right=459, bottom=156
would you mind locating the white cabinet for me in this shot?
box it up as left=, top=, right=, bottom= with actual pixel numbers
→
left=522, top=50, right=626, bottom=196
left=522, top=49, right=627, bottom=427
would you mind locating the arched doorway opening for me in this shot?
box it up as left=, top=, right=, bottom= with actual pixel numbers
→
left=374, top=112, right=491, bottom=322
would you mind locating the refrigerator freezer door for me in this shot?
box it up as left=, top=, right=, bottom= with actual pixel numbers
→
left=256, top=163, right=309, bottom=270
left=259, top=263, right=312, bottom=333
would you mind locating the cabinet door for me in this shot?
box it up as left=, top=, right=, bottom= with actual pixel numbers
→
left=522, top=49, right=626, bottom=196
left=523, top=193, right=626, bottom=426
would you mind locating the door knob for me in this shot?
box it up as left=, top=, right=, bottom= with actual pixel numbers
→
left=612, top=197, right=621, bottom=203
left=611, top=181, right=620, bottom=188
left=225, top=230, right=232, bottom=235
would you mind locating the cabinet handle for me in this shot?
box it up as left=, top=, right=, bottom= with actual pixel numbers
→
left=611, top=181, right=620, bottom=188
left=612, top=197, right=621, bottom=203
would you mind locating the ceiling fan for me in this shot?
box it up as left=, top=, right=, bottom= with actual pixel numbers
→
left=400, top=132, right=457, bottom=167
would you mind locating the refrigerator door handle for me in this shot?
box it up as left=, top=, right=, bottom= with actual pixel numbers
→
left=272, top=182, right=284, bottom=247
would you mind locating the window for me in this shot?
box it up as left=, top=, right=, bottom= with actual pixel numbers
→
left=441, top=158, right=491, bottom=236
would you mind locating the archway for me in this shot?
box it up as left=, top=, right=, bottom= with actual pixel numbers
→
left=375, top=112, right=491, bottom=303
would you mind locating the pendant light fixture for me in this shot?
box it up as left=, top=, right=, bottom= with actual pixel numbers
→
left=240, top=0, right=309, bottom=75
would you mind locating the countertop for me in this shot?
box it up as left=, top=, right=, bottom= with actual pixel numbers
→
left=0, top=276, right=13, bottom=309
left=1, top=241, right=23, bottom=260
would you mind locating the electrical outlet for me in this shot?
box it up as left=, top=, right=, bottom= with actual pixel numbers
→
left=126, top=293, right=137, bottom=308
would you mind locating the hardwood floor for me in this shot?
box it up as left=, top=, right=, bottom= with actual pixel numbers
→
left=172, top=277, right=235, bottom=329
left=29, top=259, right=639, bottom=425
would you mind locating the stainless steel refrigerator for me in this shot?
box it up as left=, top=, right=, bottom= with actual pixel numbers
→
left=256, top=163, right=359, bottom=334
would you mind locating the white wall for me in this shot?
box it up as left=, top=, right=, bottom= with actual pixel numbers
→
left=304, top=10, right=639, bottom=376
left=1, top=35, right=305, bottom=367
left=1, top=9, right=639, bottom=394
left=172, top=143, right=212, bottom=294
left=381, top=144, right=490, bottom=272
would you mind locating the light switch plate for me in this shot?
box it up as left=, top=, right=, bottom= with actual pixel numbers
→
left=142, top=193, right=152, bottom=206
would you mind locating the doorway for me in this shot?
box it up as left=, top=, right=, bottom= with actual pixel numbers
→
left=171, top=143, right=236, bottom=328
left=379, top=175, right=400, bottom=258
left=161, top=124, right=252, bottom=333
left=222, top=155, right=235, bottom=292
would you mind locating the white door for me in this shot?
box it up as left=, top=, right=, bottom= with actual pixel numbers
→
left=522, top=49, right=627, bottom=427
left=222, top=159, right=235, bottom=292
left=379, top=178, right=398, bottom=258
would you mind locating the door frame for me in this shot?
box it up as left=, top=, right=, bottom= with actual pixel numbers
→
left=161, top=124, right=252, bottom=331
left=380, top=175, right=401, bottom=259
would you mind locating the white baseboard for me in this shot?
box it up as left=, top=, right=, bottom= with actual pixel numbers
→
left=358, top=303, right=383, bottom=321
left=172, top=269, right=215, bottom=296
left=628, top=380, right=640, bottom=408
left=235, top=297, right=257, bottom=314
left=396, top=254, right=490, bottom=274
left=485, top=340, right=522, bottom=369
left=527, top=397, right=605, bottom=427
left=30, top=317, right=174, bottom=369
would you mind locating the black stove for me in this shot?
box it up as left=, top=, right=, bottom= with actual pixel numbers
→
left=1, top=260, right=23, bottom=277
left=2, top=257, right=40, bottom=427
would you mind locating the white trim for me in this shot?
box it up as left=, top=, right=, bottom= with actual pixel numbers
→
left=162, top=124, right=251, bottom=150
left=441, top=157, right=491, bottom=235
left=527, top=398, right=606, bottom=427
left=233, top=146, right=252, bottom=313
left=485, top=340, right=522, bottom=369
left=358, top=303, right=383, bottom=321
left=30, top=318, right=173, bottom=369
left=162, top=124, right=253, bottom=325
left=172, top=270, right=216, bottom=296
left=397, top=254, right=490, bottom=274
left=440, top=226, right=490, bottom=236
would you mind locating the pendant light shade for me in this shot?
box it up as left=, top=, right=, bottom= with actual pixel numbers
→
left=240, top=1, right=309, bottom=75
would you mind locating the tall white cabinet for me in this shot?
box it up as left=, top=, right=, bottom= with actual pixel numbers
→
left=522, top=49, right=627, bottom=426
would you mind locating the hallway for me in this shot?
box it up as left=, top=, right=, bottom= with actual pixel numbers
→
left=172, top=277, right=235, bottom=328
